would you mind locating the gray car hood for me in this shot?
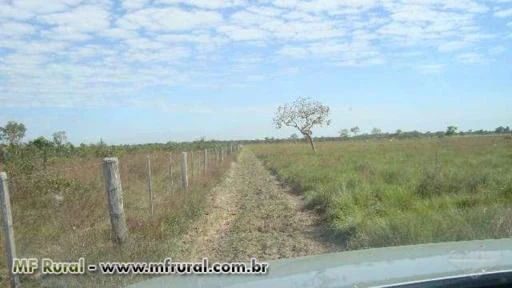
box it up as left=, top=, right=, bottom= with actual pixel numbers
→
left=127, top=238, right=512, bottom=288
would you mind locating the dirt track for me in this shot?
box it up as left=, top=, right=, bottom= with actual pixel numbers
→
left=180, top=148, right=339, bottom=262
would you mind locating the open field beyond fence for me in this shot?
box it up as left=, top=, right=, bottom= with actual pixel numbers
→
left=0, top=147, right=237, bottom=287
left=252, top=136, right=512, bottom=250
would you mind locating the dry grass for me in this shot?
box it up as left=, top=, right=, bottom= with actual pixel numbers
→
left=0, top=150, right=234, bottom=287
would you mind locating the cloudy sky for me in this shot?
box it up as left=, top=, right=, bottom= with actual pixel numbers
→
left=0, top=0, right=511, bottom=144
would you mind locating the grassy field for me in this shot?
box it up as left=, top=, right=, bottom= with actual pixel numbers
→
left=0, top=149, right=234, bottom=287
left=252, top=135, right=512, bottom=250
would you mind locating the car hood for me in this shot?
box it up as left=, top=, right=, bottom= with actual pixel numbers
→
left=127, top=238, right=512, bottom=288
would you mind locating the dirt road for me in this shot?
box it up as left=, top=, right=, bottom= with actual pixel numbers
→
left=180, top=148, right=339, bottom=262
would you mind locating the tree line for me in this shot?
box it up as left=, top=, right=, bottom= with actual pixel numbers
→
left=272, top=97, right=511, bottom=152
left=0, top=121, right=239, bottom=170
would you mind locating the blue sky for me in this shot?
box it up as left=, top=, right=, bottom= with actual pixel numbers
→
left=0, top=0, right=511, bottom=144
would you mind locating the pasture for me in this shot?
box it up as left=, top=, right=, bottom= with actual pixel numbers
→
left=252, top=136, right=512, bottom=249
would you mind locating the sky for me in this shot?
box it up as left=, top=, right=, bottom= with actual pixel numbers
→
left=0, top=0, right=511, bottom=144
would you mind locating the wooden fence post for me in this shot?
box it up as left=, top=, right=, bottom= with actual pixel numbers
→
left=190, top=151, right=194, bottom=181
left=0, top=172, right=20, bottom=288
left=203, top=149, right=208, bottom=174
left=168, top=152, right=174, bottom=193
left=102, top=158, right=128, bottom=245
left=181, top=152, right=188, bottom=189
left=146, top=155, right=154, bottom=216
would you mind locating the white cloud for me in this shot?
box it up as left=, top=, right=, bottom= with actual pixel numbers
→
left=41, top=26, right=92, bottom=42
left=230, top=10, right=276, bottom=26
left=417, top=64, right=444, bottom=74
left=297, top=0, right=379, bottom=13
left=273, top=0, right=299, bottom=9
left=494, top=8, right=512, bottom=17
left=0, top=0, right=508, bottom=108
left=118, top=7, right=223, bottom=31
left=0, top=21, right=36, bottom=38
left=278, top=46, right=308, bottom=57
left=217, top=25, right=267, bottom=41
left=457, top=52, right=488, bottom=64
left=443, top=1, right=489, bottom=13
left=308, top=40, right=348, bottom=55
left=156, top=0, right=245, bottom=9
left=101, top=27, right=139, bottom=39
left=489, top=45, right=506, bottom=55
left=11, top=0, right=83, bottom=14
left=121, top=0, right=150, bottom=11
left=0, top=4, right=33, bottom=20
left=247, top=5, right=283, bottom=17
left=124, top=47, right=190, bottom=62
left=16, top=40, right=70, bottom=55
left=438, top=41, right=469, bottom=52
left=38, top=5, right=111, bottom=33
left=3, top=53, right=47, bottom=67
left=156, top=33, right=226, bottom=45
left=124, top=37, right=166, bottom=50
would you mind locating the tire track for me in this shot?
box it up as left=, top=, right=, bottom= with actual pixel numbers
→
left=180, top=149, right=340, bottom=262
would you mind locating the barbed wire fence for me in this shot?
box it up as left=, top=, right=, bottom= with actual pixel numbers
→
left=0, top=144, right=241, bottom=287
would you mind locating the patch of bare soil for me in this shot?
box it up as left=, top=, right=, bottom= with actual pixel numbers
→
left=180, top=149, right=340, bottom=262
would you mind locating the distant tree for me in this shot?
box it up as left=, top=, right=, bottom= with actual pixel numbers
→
left=395, top=129, right=403, bottom=136
left=274, top=96, right=331, bottom=152
left=0, top=121, right=26, bottom=145
left=495, top=126, right=510, bottom=134
left=289, top=133, right=299, bottom=141
left=371, top=127, right=382, bottom=135
left=339, top=129, right=349, bottom=138
left=0, top=145, right=5, bottom=165
left=52, top=131, right=68, bottom=146
left=30, top=136, right=54, bottom=169
left=350, top=126, right=360, bottom=136
left=95, top=138, right=110, bottom=157
left=446, top=126, right=458, bottom=136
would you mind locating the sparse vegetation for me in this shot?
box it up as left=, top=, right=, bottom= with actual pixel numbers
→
left=0, top=141, right=235, bottom=287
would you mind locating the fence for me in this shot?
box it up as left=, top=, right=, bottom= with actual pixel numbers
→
left=0, top=144, right=241, bottom=287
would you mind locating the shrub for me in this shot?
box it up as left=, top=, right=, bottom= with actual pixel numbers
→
left=416, top=168, right=444, bottom=197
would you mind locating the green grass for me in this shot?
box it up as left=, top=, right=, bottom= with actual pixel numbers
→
left=252, top=136, right=512, bottom=250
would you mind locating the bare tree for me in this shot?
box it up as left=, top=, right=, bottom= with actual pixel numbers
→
left=274, top=97, right=331, bottom=152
